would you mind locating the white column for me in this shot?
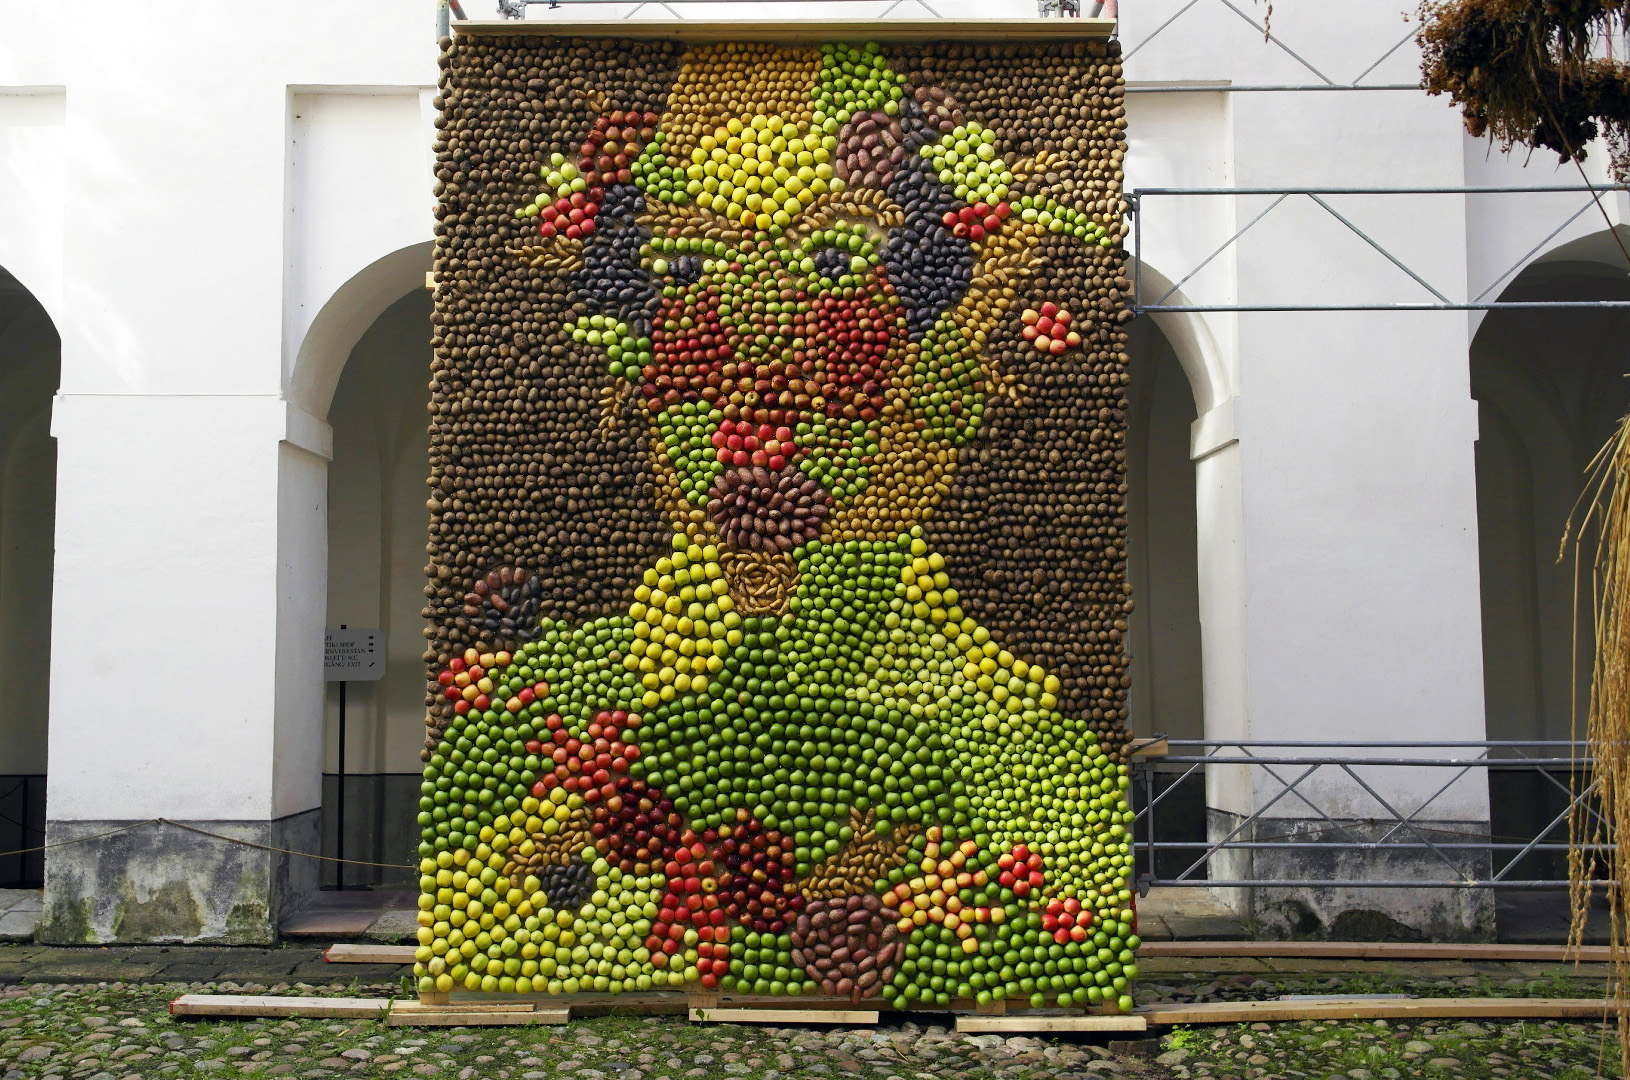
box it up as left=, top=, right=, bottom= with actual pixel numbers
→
left=39, top=396, right=330, bottom=942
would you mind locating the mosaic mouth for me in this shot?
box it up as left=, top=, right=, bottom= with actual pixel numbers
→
left=706, top=463, right=833, bottom=553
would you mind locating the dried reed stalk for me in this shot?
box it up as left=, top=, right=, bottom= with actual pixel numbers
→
left=1566, top=408, right=1630, bottom=1074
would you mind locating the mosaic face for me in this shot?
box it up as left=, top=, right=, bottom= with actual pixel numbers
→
left=518, top=43, right=1113, bottom=577
left=420, top=37, right=1137, bottom=1013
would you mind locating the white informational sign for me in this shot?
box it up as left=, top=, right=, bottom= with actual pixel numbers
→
left=324, top=628, right=386, bottom=681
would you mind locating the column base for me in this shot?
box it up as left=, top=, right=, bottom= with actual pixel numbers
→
left=1209, top=813, right=1496, bottom=943
left=36, top=811, right=319, bottom=945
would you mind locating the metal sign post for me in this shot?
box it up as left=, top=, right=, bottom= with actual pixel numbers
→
left=324, top=627, right=386, bottom=889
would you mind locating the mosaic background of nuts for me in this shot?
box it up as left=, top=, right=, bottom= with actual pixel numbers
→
left=415, top=35, right=1139, bottom=1013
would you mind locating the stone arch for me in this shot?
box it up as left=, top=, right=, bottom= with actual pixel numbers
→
left=288, top=241, right=435, bottom=422
left=1128, top=259, right=1231, bottom=417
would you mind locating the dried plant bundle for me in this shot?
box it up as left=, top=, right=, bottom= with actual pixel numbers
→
left=1420, top=0, right=1630, bottom=180
left=1566, top=409, right=1630, bottom=1075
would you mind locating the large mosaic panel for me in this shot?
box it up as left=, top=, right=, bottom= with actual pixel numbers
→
left=418, top=31, right=1138, bottom=1011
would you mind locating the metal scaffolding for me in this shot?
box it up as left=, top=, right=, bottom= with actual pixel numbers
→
left=491, top=0, right=951, bottom=19
left=1130, top=740, right=1611, bottom=892
left=1131, top=184, right=1630, bottom=314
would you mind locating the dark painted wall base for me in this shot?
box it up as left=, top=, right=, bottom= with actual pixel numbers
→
left=0, top=775, right=45, bottom=888
left=36, top=812, right=320, bottom=945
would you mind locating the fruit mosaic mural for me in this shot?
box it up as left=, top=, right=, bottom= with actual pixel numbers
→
left=418, top=33, right=1137, bottom=1012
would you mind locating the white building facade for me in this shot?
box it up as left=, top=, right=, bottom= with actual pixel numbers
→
left=1, top=0, right=1623, bottom=942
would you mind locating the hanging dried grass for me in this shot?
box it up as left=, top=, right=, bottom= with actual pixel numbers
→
left=1420, top=0, right=1630, bottom=180
left=1566, top=410, right=1630, bottom=1075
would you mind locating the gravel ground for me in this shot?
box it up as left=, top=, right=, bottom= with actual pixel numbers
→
left=0, top=974, right=1621, bottom=1080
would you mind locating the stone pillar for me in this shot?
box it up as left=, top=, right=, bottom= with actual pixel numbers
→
left=37, top=396, right=330, bottom=944
left=1221, top=298, right=1494, bottom=939
left=1121, top=85, right=1497, bottom=941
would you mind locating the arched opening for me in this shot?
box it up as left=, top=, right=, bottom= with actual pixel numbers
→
left=322, top=288, right=433, bottom=890
left=1474, top=259, right=1630, bottom=743
left=1125, top=311, right=1207, bottom=886
left=1126, top=316, right=1205, bottom=742
left=1472, top=246, right=1630, bottom=936
left=0, top=264, right=59, bottom=895
left=274, top=240, right=435, bottom=919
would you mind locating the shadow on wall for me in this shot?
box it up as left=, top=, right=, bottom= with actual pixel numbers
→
left=0, top=264, right=60, bottom=889
left=323, top=288, right=435, bottom=888
left=1473, top=243, right=1630, bottom=942
left=1125, top=315, right=1202, bottom=746
left=1473, top=254, right=1630, bottom=747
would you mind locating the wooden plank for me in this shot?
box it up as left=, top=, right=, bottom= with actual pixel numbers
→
left=1138, top=941, right=1614, bottom=963
left=1138, top=996, right=1612, bottom=1025
left=388, top=1007, right=570, bottom=1027
left=170, top=995, right=394, bottom=1019
left=1128, top=737, right=1169, bottom=758
left=957, top=1013, right=1148, bottom=1033
left=568, top=998, right=689, bottom=1018
left=691, top=1007, right=879, bottom=1025
left=326, top=943, right=415, bottom=964
left=453, top=19, right=1117, bottom=43
left=393, top=1000, right=535, bottom=1014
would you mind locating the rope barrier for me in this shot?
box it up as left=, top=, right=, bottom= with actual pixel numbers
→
left=163, top=820, right=414, bottom=871
left=0, top=818, right=414, bottom=872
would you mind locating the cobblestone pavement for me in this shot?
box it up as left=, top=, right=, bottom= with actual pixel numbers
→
left=0, top=949, right=1622, bottom=1079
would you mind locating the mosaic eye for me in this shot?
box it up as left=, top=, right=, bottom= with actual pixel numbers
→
left=669, top=255, right=702, bottom=285
left=811, top=246, right=854, bottom=281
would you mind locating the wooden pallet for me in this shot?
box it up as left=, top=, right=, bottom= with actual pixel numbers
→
left=325, top=943, right=414, bottom=964
left=171, top=994, right=570, bottom=1026
left=171, top=990, right=1613, bottom=1028
left=1139, top=995, right=1614, bottom=1025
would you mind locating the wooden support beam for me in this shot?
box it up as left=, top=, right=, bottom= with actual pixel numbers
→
left=1128, top=737, right=1169, bottom=758
left=326, top=943, right=415, bottom=964
left=691, top=1007, right=879, bottom=1025
left=170, top=995, right=394, bottom=1019
left=1138, top=996, right=1613, bottom=1025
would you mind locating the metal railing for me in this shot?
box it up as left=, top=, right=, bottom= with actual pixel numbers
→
left=1127, top=740, right=1611, bottom=893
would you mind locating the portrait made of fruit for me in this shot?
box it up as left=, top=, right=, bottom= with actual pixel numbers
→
left=418, top=36, right=1137, bottom=1011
